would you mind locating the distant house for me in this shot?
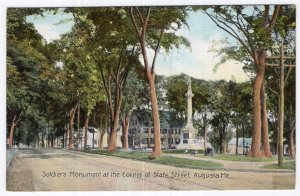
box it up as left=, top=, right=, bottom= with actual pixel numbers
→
left=227, top=138, right=252, bottom=154
left=128, top=115, right=182, bottom=149
left=128, top=112, right=212, bottom=149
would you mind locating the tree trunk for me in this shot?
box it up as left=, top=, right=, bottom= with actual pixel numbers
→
left=51, top=136, right=54, bottom=148
left=84, top=114, right=90, bottom=149
left=261, top=79, right=272, bottom=157
left=242, top=124, right=245, bottom=155
left=8, top=123, right=16, bottom=148
left=35, top=136, right=39, bottom=148
left=108, top=117, right=119, bottom=152
left=107, top=103, right=121, bottom=152
left=278, top=49, right=285, bottom=167
left=148, top=74, right=162, bottom=158
left=250, top=52, right=266, bottom=157
left=47, top=134, right=50, bottom=148
left=203, top=113, right=207, bottom=155
left=42, top=133, right=45, bottom=148
left=219, top=126, right=224, bottom=154
left=107, top=93, right=122, bottom=153
left=288, top=104, right=295, bottom=159
left=236, top=125, right=239, bottom=155
left=77, top=104, right=80, bottom=148
left=66, top=129, right=68, bottom=148
left=147, top=126, right=151, bottom=148
left=273, top=118, right=278, bottom=155
left=99, top=130, right=105, bottom=149
left=62, top=133, right=65, bottom=148
left=92, top=130, right=95, bottom=148
left=135, top=21, right=163, bottom=158
left=223, top=125, right=227, bottom=154
left=121, top=114, right=130, bottom=150
left=68, top=104, right=78, bottom=149
left=99, top=115, right=107, bottom=149
left=121, top=123, right=124, bottom=146
left=8, top=115, right=18, bottom=148
left=289, top=128, right=295, bottom=159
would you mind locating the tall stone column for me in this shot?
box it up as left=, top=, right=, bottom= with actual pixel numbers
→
left=185, top=79, right=194, bottom=126
left=177, top=76, right=196, bottom=148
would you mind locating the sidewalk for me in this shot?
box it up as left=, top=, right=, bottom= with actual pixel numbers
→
left=6, top=148, right=18, bottom=168
left=165, top=153, right=295, bottom=173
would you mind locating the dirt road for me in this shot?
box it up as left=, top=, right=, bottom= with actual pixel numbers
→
left=6, top=148, right=295, bottom=191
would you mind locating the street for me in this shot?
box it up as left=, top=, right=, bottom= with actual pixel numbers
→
left=6, top=148, right=295, bottom=191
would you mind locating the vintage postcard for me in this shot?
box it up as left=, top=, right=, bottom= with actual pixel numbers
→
left=4, top=1, right=297, bottom=192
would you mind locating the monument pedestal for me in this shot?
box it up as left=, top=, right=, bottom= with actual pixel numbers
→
left=177, top=123, right=203, bottom=150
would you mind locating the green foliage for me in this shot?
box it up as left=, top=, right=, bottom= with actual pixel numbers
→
left=7, top=8, right=72, bottom=143
left=122, top=72, right=145, bottom=115
left=165, top=74, right=187, bottom=114
left=7, top=8, right=44, bottom=43
left=7, top=35, right=49, bottom=138
left=203, top=5, right=296, bottom=92
left=205, top=80, right=252, bottom=152
left=8, top=6, right=294, bottom=151
left=274, top=5, right=296, bottom=38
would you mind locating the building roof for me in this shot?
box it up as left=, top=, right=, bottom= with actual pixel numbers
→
left=228, top=138, right=252, bottom=147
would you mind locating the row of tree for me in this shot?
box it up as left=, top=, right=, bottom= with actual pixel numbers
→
left=7, top=6, right=295, bottom=160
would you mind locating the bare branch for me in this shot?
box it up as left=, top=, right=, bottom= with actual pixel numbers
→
left=120, top=45, right=136, bottom=84
left=129, top=7, right=141, bottom=37
left=268, top=5, right=281, bottom=31
left=110, top=67, right=117, bottom=82
left=254, top=6, right=264, bottom=17
left=151, top=28, right=164, bottom=74
left=142, top=7, right=151, bottom=39
left=135, top=7, right=145, bottom=26
left=206, top=12, right=239, bottom=40
left=240, top=13, right=254, bottom=29
left=15, top=116, right=21, bottom=126
left=97, top=61, right=109, bottom=96
left=263, top=5, right=270, bottom=27
left=116, top=42, right=126, bottom=77
left=267, top=86, right=279, bottom=96
left=284, top=67, right=293, bottom=87
left=206, top=11, right=253, bottom=57
left=235, top=12, right=256, bottom=57
left=107, top=76, right=114, bottom=121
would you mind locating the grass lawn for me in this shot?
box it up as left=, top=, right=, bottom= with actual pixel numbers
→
left=153, top=155, right=222, bottom=169
left=198, top=154, right=291, bottom=162
left=79, top=149, right=223, bottom=169
left=261, top=161, right=295, bottom=170
left=163, top=149, right=204, bottom=154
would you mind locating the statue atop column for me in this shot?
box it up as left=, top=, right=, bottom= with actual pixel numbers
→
left=186, top=76, right=191, bottom=90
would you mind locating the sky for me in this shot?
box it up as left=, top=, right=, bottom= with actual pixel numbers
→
left=26, top=8, right=250, bottom=82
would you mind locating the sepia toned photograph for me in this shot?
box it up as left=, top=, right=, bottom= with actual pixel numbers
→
left=5, top=3, right=296, bottom=191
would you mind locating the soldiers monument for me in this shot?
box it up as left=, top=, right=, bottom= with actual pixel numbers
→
left=177, top=76, right=202, bottom=150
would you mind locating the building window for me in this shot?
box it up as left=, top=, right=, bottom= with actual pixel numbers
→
left=150, top=138, right=154, bottom=144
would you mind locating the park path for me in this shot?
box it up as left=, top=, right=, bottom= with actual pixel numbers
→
left=6, top=148, right=295, bottom=191
left=165, top=153, right=294, bottom=172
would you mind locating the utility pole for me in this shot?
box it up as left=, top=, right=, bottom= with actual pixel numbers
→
left=266, top=42, right=295, bottom=166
